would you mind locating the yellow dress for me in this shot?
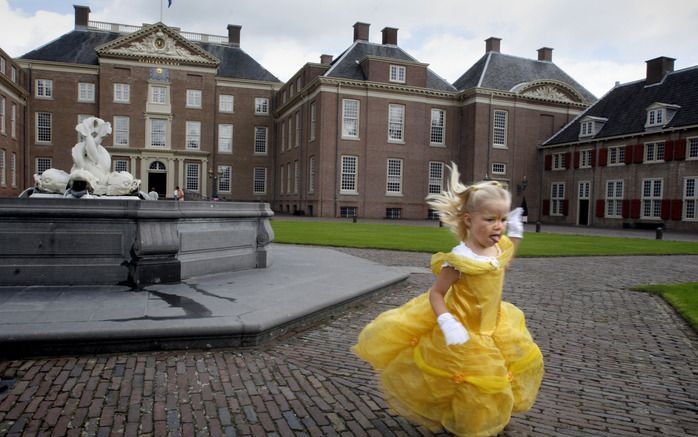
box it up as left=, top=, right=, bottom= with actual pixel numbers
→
left=352, top=236, right=543, bottom=437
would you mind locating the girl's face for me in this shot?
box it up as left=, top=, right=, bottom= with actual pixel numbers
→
left=464, top=199, right=510, bottom=251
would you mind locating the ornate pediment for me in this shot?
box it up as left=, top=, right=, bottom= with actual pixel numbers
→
left=512, top=80, right=583, bottom=103
left=96, top=23, right=219, bottom=67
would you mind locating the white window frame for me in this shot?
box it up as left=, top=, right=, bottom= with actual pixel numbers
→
left=646, top=108, right=665, bottom=128
left=493, top=110, right=508, bottom=148
left=388, top=104, right=405, bottom=143
left=430, top=109, right=445, bottom=146
left=342, top=99, right=359, bottom=139
left=219, top=94, right=234, bottom=113
left=281, top=121, right=286, bottom=151
left=386, top=158, right=403, bottom=195
left=11, top=66, right=16, bottom=83
left=0, top=97, right=4, bottom=135
left=35, top=79, right=53, bottom=98
left=36, top=112, right=52, bottom=143
left=10, top=103, right=16, bottom=138
left=428, top=161, right=444, bottom=194
left=644, top=142, right=665, bottom=163
left=295, top=112, right=300, bottom=147
left=186, top=121, right=201, bottom=150
left=552, top=153, right=566, bottom=170
left=114, top=83, right=130, bottom=103
left=308, top=156, right=315, bottom=194
left=687, top=137, right=698, bottom=160
left=113, top=116, right=129, bottom=147
left=0, top=58, right=4, bottom=75
left=551, top=182, right=565, bottom=216
left=255, top=126, right=268, bottom=155
left=218, top=124, right=233, bottom=153
left=114, top=159, right=129, bottom=172
left=641, top=178, right=663, bottom=219
left=279, top=165, right=284, bottom=194
left=78, top=82, right=95, bottom=102
left=389, top=65, right=406, bottom=83
left=255, top=98, right=269, bottom=115
left=186, top=89, right=202, bottom=108
left=294, top=160, right=299, bottom=194
left=605, top=180, right=624, bottom=218
left=151, top=85, right=168, bottom=105
left=186, top=162, right=200, bottom=192
left=310, top=102, right=316, bottom=142
left=579, top=120, right=594, bottom=137
left=340, top=155, right=358, bottom=194
left=286, top=162, right=291, bottom=195
left=36, top=157, right=52, bottom=175
left=218, top=165, right=231, bottom=193
left=0, top=150, right=5, bottom=186
left=684, top=177, right=697, bottom=221
left=580, top=149, right=592, bottom=168
left=253, top=167, right=267, bottom=194
left=491, top=163, right=506, bottom=175
left=608, top=146, right=625, bottom=166
left=11, top=152, right=16, bottom=187
left=150, top=118, right=167, bottom=148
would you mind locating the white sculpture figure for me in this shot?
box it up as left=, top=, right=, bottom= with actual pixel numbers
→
left=71, top=117, right=113, bottom=195
left=106, top=171, right=141, bottom=196
left=65, top=169, right=97, bottom=198
left=33, top=168, right=69, bottom=194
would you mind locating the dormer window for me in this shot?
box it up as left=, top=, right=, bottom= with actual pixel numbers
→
left=578, top=116, right=607, bottom=139
left=645, top=102, right=679, bottom=129
left=580, top=121, right=594, bottom=137
left=647, top=108, right=665, bottom=127
left=389, top=65, right=406, bottom=83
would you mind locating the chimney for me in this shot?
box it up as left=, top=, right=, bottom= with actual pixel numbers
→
left=537, top=47, right=553, bottom=62
left=353, top=22, right=370, bottom=42
left=382, top=27, right=398, bottom=45
left=227, top=25, right=241, bottom=47
left=320, top=54, right=333, bottom=65
left=646, top=56, right=675, bottom=85
left=485, top=37, right=501, bottom=53
left=74, top=5, right=90, bottom=30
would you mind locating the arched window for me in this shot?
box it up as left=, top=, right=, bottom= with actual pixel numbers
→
left=149, top=161, right=166, bottom=171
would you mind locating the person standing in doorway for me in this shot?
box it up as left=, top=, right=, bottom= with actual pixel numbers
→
left=148, top=187, right=159, bottom=200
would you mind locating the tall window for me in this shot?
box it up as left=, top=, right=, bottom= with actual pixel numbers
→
left=493, top=110, right=507, bottom=147
left=608, top=146, right=625, bottom=165
left=580, top=149, right=592, bottom=168
left=642, top=179, right=663, bottom=219
left=310, top=102, right=316, bottom=141
left=218, top=124, right=233, bottom=153
left=218, top=165, right=231, bottom=193
left=253, top=167, right=267, bottom=194
left=279, top=165, right=284, bottom=194
left=428, top=161, right=444, bottom=194
left=0, top=97, right=4, bottom=134
left=689, top=138, right=698, bottom=160
left=644, top=142, right=665, bottom=162
left=11, top=66, right=16, bottom=83
left=255, top=98, right=269, bottom=114
left=340, top=155, right=358, bottom=193
left=286, top=163, right=291, bottom=195
left=36, top=157, right=52, bottom=175
left=389, top=65, right=406, bottom=83
left=580, top=120, right=594, bottom=137
left=36, top=79, right=53, bottom=98
left=684, top=177, right=697, bottom=220
left=552, top=153, right=566, bottom=170
left=186, top=121, right=201, bottom=150
left=295, top=112, right=300, bottom=147
left=294, top=160, right=299, bottom=194
left=10, top=103, right=16, bottom=138
left=308, top=156, right=315, bottom=194
left=430, top=109, right=445, bottom=145
left=646, top=108, right=665, bottom=127
left=0, top=150, right=5, bottom=186
left=36, top=112, right=52, bottom=143
left=151, top=86, right=167, bottom=104
left=11, top=153, right=16, bottom=187
left=186, top=163, right=200, bottom=191
left=287, top=117, right=293, bottom=147
left=114, top=83, right=130, bottom=103
left=388, top=104, right=405, bottom=142
left=186, top=90, right=202, bottom=108
left=0, top=58, right=4, bottom=75
left=386, top=158, right=403, bottom=194
left=219, top=94, right=234, bottom=113
left=113, top=116, right=129, bottom=147
left=606, top=180, right=624, bottom=218
left=342, top=99, right=359, bottom=138
left=551, top=183, right=565, bottom=216
left=255, top=127, right=268, bottom=154
left=150, top=119, right=167, bottom=147
left=78, top=83, right=95, bottom=102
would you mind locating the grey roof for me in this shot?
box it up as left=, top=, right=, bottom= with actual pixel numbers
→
left=453, top=52, right=596, bottom=104
left=544, top=66, right=698, bottom=146
left=19, top=29, right=280, bottom=83
left=325, top=41, right=457, bottom=92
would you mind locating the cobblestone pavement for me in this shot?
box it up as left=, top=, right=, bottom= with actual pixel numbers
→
left=1, top=250, right=698, bottom=436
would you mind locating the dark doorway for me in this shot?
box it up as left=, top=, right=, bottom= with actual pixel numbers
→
left=578, top=199, right=589, bottom=225
left=148, top=173, right=167, bottom=198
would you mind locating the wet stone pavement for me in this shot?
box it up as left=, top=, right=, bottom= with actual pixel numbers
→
left=1, top=250, right=698, bottom=436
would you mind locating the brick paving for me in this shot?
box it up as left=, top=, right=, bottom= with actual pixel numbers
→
left=1, top=250, right=698, bottom=436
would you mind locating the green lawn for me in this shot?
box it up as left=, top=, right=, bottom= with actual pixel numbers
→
left=271, top=220, right=698, bottom=257
left=632, top=283, right=698, bottom=331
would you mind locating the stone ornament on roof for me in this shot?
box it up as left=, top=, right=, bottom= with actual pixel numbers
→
left=512, top=80, right=584, bottom=103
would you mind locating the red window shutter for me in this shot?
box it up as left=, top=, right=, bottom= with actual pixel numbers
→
left=564, top=152, right=572, bottom=169
left=573, top=151, right=580, bottom=169
left=622, top=199, right=630, bottom=218
left=634, top=144, right=644, bottom=163
left=630, top=199, right=641, bottom=218
left=660, top=199, right=670, bottom=220
left=543, top=199, right=550, bottom=215
left=674, top=138, right=686, bottom=160
left=624, top=145, right=633, bottom=164
left=544, top=155, right=552, bottom=170
left=562, top=199, right=569, bottom=216
left=591, top=149, right=597, bottom=167
left=595, top=199, right=605, bottom=217
left=671, top=199, right=682, bottom=221
left=598, top=148, right=607, bottom=167
left=664, top=140, right=674, bottom=162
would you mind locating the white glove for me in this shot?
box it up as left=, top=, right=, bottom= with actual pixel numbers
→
left=507, top=207, right=524, bottom=239
left=437, top=313, right=469, bottom=345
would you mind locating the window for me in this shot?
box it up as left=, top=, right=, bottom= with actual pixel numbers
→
left=35, top=79, right=53, bottom=98
left=308, top=156, right=315, bottom=194
left=552, top=153, right=566, bottom=170
left=254, top=127, right=268, bottom=154
left=386, top=208, right=402, bottom=219
left=386, top=158, right=403, bottom=194
left=113, top=116, right=129, bottom=147
left=644, top=142, right=665, bottom=162
left=78, top=83, right=95, bottom=102
left=389, top=65, right=406, bottom=83
left=151, top=86, right=167, bottom=104
left=551, top=183, right=565, bottom=216
left=428, top=162, right=444, bottom=194
left=11, top=66, right=16, bottom=83
left=36, top=157, right=52, bottom=175
left=255, top=98, right=269, bottom=114
left=281, top=121, right=286, bottom=151
left=580, top=149, right=592, bottom=168
left=646, top=108, right=665, bottom=127
left=287, top=116, right=293, bottom=146
left=0, top=150, right=4, bottom=186
left=493, top=110, right=508, bottom=148
left=341, top=155, right=358, bottom=193
left=642, top=179, right=663, bottom=219
left=580, top=120, right=594, bottom=137
left=114, top=159, right=129, bottom=172
left=608, top=146, right=625, bottom=165
left=340, top=206, right=357, bottom=218
left=218, top=124, right=233, bottom=153
left=36, top=112, right=52, bottom=143
left=253, top=167, right=267, bottom=194
left=0, top=57, right=4, bottom=75
left=279, top=165, right=284, bottom=194
left=219, top=94, right=234, bottom=113
left=150, top=119, right=167, bottom=147
left=218, top=165, right=231, bottom=193
left=685, top=177, right=697, bottom=220
left=606, top=180, right=624, bottom=218
left=186, top=90, right=202, bottom=108
left=0, top=97, right=4, bottom=134
left=310, top=102, right=316, bottom=141
left=688, top=138, right=698, bottom=160
left=10, top=103, right=16, bottom=138
left=430, top=109, right=445, bottom=145
left=296, top=77, right=302, bottom=92
left=491, top=163, right=506, bottom=175
left=186, top=121, right=201, bottom=150
left=388, top=104, right=405, bottom=142
left=342, top=99, right=359, bottom=138
left=114, top=83, right=130, bottom=103
left=185, top=163, right=200, bottom=191
left=294, top=160, right=299, bottom=194
left=149, top=161, right=166, bottom=171
left=286, top=163, right=291, bottom=195
left=11, top=153, right=16, bottom=187
left=295, top=112, right=300, bottom=147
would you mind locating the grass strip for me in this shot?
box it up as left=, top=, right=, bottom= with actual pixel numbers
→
left=632, top=282, right=698, bottom=331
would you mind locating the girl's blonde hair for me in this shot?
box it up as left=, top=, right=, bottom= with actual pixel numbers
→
left=426, top=163, right=511, bottom=241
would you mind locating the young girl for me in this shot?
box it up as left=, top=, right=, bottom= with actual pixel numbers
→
left=352, top=164, right=543, bottom=437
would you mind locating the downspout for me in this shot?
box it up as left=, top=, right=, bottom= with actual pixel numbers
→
left=334, top=83, right=340, bottom=217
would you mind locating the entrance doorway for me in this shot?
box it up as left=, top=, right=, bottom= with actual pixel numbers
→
left=147, top=161, right=167, bottom=199
left=578, top=181, right=590, bottom=225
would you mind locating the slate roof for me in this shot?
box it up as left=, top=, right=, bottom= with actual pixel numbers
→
left=544, top=66, right=698, bottom=146
left=325, top=41, right=456, bottom=92
left=453, top=52, right=596, bottom=104
left=19, top=29, right=280, bottom=83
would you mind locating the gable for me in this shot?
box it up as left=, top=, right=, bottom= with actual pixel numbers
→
left=513, top=80, right=585, bottom=103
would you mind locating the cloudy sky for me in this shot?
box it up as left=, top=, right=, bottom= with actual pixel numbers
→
left=1, top=0, right=697, bottom=98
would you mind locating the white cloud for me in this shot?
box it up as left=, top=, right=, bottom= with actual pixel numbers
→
left=0, top=0, right=72, bottom=57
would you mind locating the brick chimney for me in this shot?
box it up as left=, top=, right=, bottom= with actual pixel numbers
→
left=74, top=5, right=90, bottom=30
left=353, top=22, right=370, bottom=42
left=382, top=27, right=398, bottom=45
left=646, top=56, right=675, bottom=85
left=485, top=37, right=501, bottom=53
left=537, top=47, right=553, bottom=62
left=320, top=54, right=333, bottom=65
left=227, top=25, right=241, bottom=47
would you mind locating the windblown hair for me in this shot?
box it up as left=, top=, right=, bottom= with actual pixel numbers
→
left=426, top=163, right=511, bottom=241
